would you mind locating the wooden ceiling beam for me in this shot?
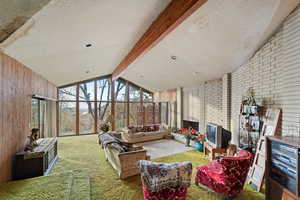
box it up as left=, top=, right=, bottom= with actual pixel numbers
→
left=112, top=0, right=207, bottom=80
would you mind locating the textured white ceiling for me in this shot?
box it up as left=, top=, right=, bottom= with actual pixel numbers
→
left=3, top=0, right=171, bottom=86
left=2, top=0, right=299, bottom=90
left=122, top=0, right=300, bottom=90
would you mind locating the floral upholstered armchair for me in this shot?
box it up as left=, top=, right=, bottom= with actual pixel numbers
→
left=195, top=150, right=252, bottom=197
left=138, top=160, right=193, bottom=200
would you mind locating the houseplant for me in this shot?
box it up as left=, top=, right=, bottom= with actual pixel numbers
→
left=100, top=123, right=110, bottom=132
left=179, top=127, right=197, bottom=147
left=193, top=133, right=205, bottom=152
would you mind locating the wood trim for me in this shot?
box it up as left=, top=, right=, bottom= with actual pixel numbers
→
left=75, top=84, right=79, bottom=135
left=112, top=0, right=207, bottom=80
left=140, top=88, right=144, bottom=125
left=58, top=74, right=111, bottom=88
left=126, top=81, right=130, bottom=127
left=166, top=102, right=169, bottom=125
left=111, top=78, right=115, bottom=130
left=119, top=77, right=153, bottom=94
left=94, top=80, right=98, bottom=133
left=32, top=94, right=57, bottom=101
left=152, top=103, right=155, bottom=124
left=58, top=75, right=153, bottom=94
left=56, top=88, right=59, bottom=137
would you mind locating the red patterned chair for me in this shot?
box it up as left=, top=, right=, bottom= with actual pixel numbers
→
left=138, top=160, right=193, bottom=200
left=195, top=150, right=252, bottom=198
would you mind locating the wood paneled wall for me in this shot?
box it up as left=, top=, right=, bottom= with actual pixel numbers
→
left=0, top=52, right=57, bottom=183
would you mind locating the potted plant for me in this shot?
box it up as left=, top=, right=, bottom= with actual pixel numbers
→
left=179, top=127, right=197, bottom=147
left=193, top=133, right=205, bottom=152
left=184, top=132, right=192, bottom=147
left=100, top=123, right=110, bottom=132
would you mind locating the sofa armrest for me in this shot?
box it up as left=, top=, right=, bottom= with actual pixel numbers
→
left=118, top=149, right=148, bottom=168
left=119, top=149, right=147, bottom=156
left=128, top=145, right=143, bottom=151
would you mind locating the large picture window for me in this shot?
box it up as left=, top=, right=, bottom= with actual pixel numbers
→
left=31, top=98, right=55, bottom=138
left=59, top=102, right=76, bottom=136
left=57, top=76, right=156, bottom=136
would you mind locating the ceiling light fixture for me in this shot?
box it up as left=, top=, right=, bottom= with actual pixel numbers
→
left=171, top=55, right=177, bottom=60
left=193, top=72, right=199, bottom=76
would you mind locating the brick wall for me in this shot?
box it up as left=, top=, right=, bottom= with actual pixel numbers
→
left=204, top=79, right=223, bottom=128
left=159, top=6, right=300, bottom=142
left=182, top=79, right=223, bottom=132
left=231, top=6, right=300, bottom=143
left=222, top=74, right=231, bottom=130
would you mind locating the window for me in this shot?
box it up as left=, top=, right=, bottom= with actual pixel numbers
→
left=161, top=102, right=168, bottom=125
left=154, top=103, right=160, bottom=124
left=79, top=81, right=95, bottom=101
left=59, top=85, right=77, bottom=101
left=129, top=103, right=143, bottom=126
left=143, top=91, right=153, bottom=102
left=115, top=103, right=127, bottom=131
left=97, top=78, right=111, bottom=101
left=31, top=98, right=54, bottom=138
left=144, top=103, right=154, bottom=125
left=97, top=102, right=111, bottom=132
left=59, top=102, right=76, bottom=136
left=79, top=102, right=95, bottom=134
left=39, top=100, right=47, bottom=138
left=31, top=98, right=39, bottom=129
left=115, top=79, right=126, bottom=101
left=129, top=86, right=141, bottom=102
left=57, top=76, right=155, bottom=135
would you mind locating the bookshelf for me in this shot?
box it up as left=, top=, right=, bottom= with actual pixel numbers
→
left=266, top=136, right=300, bottom=200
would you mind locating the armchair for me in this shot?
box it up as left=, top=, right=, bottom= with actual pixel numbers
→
left=195, top=150, right=252, bottom=197
left=138, top=160, right=192, bottom=200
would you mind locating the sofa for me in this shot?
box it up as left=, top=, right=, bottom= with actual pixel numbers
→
left=121, top=124, right=171, bottom=143
left=99, top=132, right=149, bottom=179
left=138, top=160, right=193, bottom=200
left=195, top=150, right=253, bottom=197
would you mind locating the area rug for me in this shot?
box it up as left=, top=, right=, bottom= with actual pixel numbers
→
left=138, top=139, right=194, bottom=159
left=0, top=135, right=264, bottom=200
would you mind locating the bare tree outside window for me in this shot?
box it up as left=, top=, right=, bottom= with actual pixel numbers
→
left=58, top=76, right=155, bottom=136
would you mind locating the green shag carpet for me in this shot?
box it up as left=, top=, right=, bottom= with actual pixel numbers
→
left=0, top=135, right=265, bottom=200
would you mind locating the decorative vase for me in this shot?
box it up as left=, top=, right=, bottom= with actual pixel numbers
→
left=185, top=138, right=191, bottom=147
left=195, top=141, right=203, bottom=152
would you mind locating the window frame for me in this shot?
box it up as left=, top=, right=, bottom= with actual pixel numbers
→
left=57, top=75, right=156, bottom=136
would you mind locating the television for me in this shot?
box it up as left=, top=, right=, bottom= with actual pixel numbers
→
left=206, top=123, right=231, bottom=148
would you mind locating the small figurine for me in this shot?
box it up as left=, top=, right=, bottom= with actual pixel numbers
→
left=24, top=128, right=40, bottom=151
left=227, top=144, right=237, bottom=156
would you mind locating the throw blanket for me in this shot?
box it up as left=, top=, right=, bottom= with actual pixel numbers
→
left=138, top=160, right=193, bottom=193
left=98, top=133, right=128, bottom=153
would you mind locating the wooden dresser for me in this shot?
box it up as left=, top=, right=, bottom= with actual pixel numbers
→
left=14, top=137, right=58, bottom=180
left=266, top=136, right=300, bottom=200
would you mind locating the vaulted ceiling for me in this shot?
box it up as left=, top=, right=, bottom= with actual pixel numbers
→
left=1, top=0, right=299, bottom=91
left=0, top=0, right=51, bottom=43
